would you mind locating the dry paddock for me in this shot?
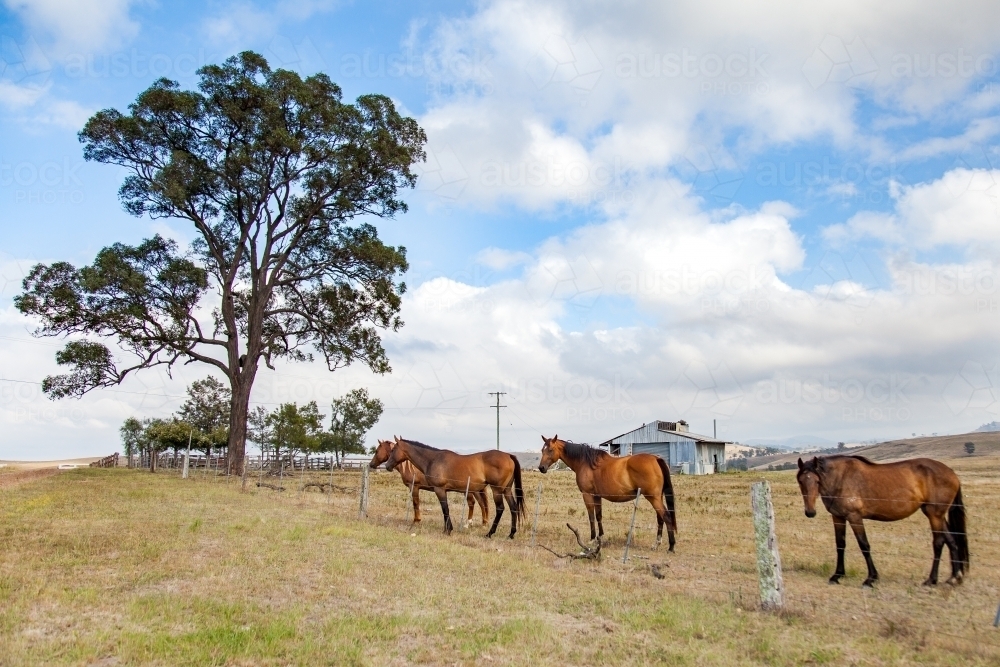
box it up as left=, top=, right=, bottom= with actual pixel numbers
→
left=0, top=457, right=998, bottom=665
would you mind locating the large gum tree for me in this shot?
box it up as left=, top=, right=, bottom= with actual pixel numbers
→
left=15, top=52, right=425, bottom=474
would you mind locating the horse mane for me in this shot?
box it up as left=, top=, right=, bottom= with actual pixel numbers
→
left=812, top=454, right=877, bottom=471
left=399, top=438, right=440, bottom=451
left=560, top=441, right=608, bottom=468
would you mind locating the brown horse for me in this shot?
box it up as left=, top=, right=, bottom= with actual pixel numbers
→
left=538, top=435, right=677, bottom=551
left=797, top=455, right=968, bottom=588
left=385, top=437, right=525, bottom=538
left=369, top=439, right=489, bottom=525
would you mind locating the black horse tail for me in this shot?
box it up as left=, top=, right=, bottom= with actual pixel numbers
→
left=656, top=456, right=677, bottom=533
left=949, top=486, right=969, bottom=574
left=510, top=455, right=526, bottom=521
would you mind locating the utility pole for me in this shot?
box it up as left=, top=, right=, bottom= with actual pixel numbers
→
left=488, top=391, right=507, bottom=450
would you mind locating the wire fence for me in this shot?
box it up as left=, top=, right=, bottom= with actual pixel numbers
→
left=89, top=459, right=1000, bottom=657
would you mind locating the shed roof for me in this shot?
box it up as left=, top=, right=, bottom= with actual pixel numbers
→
left=599, top=420, right=728, bottom=447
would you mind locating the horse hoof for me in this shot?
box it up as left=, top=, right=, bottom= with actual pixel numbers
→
left=862, top=580, right=875, bottom=589
left=828, top=576, right=841, bottom=585
left=922, top=578, right=937, bottom=587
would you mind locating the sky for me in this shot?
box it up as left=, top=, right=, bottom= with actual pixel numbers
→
left=4, top=0, right=1000, bottom=458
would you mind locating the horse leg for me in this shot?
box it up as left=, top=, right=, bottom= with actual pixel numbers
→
left=582, top=493, right=598, bottom=541
left=645, top=492, right=671, bottom=551
left=848, top=517, right=878, bottom=587
left=829, top=516, right=847, bottom=584
left=435, top=487, right=453, bottom=535
left=923, top=512, right=948, bottom=586
left=504, top=486, right=517, bottom=539
left=925, top=505, right=963, bottom=585
left=594, top=496, right=604, bottom=539
left=466, top=492, right=476, bottom=524
left=476, top=490, right=489, bottom=525
left=486, top=487, right=505, bottom=539
left=412, top=486, right=422, bottom=524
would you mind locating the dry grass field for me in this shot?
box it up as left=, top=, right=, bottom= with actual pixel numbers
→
left=1, top=456, right=998, bottom=665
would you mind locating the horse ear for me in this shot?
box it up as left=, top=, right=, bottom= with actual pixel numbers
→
left=553, top=434, right=558, bottom=441
left=797, top=458, right=803, bottom=470
left=812, top=456, right=819, bottom=469
left=540, top=435, right=547, bottom=442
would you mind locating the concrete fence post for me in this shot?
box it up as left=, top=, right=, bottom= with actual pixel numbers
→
left=182, top=432, right=191, bottom=479
left=751, top=480, right=785, bottom=611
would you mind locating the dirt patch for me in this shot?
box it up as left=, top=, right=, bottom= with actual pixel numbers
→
left=0, top=468, right=60, bottom=489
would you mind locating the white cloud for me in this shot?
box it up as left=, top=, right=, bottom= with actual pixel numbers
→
left=476, top=247, right=531, bottom=270
left=894, top=168, right=1000, bottom=248
left=4, top=0, right=139, bottom=55
left=409, top=0, right=1000, bottom=213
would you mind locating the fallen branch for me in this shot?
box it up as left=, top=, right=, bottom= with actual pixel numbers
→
left=539, top=523, right=602, bottom=561
left=256, top=482, right=286, bottom=491
left=302, top=482, right=355, bottom=494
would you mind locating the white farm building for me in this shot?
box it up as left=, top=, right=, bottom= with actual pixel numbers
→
left=598, top=420, right=728, bottom=475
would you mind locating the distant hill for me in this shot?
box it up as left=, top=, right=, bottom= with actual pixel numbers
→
left=511, top=452, right=541, bottom=469
left=849, top=431, right=1000, bottom=461
left=742, top=435, right=837, bottom=450
left=748, top=431, right=1000, bottom=470
left=976, top=421, right=1000, bottom=432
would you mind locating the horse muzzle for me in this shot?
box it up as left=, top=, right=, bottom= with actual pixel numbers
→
left=805, top=509, right=816, bottom=518
left=538, top=464, right=548, bottom=473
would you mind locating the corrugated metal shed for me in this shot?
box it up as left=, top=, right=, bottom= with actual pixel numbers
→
left=598, top=420, right=729, bottom=475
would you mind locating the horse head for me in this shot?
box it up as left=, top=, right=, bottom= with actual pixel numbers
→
left=384, top=437, right=409, bottom=472
left=369, top=439, right=395, bottom=469
left=797, top=456, right=822, bottom=518
left=538, top=434, right=563, bottom=473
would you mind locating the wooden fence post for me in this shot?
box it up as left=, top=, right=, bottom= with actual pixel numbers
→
left=407, top=476, right=416, bottom=523
left=328, top=459, right=335, bottom=505
left=751, top=481, right=785, bottom=611
left=360, top=465, right=370, bottom=518
left=462, top=477, right=471, bottom=529
left=531, top=481, right=543, bottom=546
left=622, top=487, right=642, bottom=564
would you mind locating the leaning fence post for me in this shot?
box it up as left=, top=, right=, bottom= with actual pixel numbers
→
left=622, top=487, right=642, bottom=563
left=531, top=481, right=543, bottom=546
left=462, top=477, right=471, bottom=529
left=358, top=464, right=370, bottom=519
left=751, top=480, right=785, bottom=611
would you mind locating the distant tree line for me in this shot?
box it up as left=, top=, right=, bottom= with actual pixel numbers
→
left=120, top=378, right=382, bottom=472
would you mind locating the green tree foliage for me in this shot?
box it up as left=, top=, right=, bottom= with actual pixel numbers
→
left=15, top=51, right=425, bottom=474
left=178, top=376, right=231, bottom=454
left=321, top=388, right=383, bottom=465
left=119, top=416, right=144, bottom=468
left=965, top=441, right=976, bottom=455
left=267, top=402, right=324, bottom=467
left=141, top=418, right=195, bottom=472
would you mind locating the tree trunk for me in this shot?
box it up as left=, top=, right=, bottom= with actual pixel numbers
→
left=226, top=376, right=254, bottom=475
left=149, top=449, right=157, bottom=473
